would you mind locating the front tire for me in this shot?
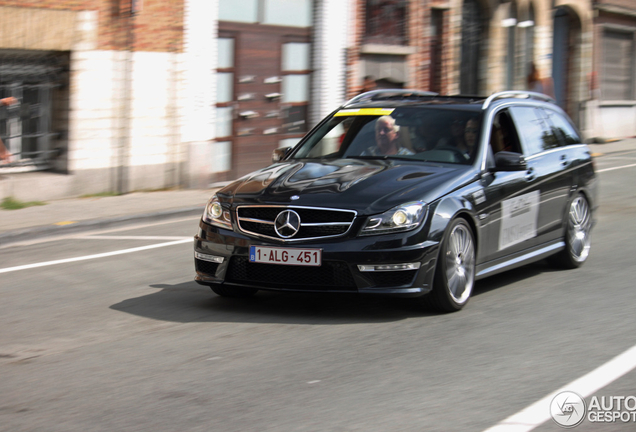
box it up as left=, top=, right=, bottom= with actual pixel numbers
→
left=427, top=218, right=476, bottom=312
left=211, top=285, right=258, bottom=298
left=549, top=193, right=592, bottom=269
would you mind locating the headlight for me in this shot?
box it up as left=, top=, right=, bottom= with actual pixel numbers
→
left=360, top=201, right=427, bottom=236
left=203, top=195, right=232, bottom=229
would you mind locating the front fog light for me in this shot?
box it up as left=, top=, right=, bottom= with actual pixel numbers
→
left=358, top=263, right=421, bottom=272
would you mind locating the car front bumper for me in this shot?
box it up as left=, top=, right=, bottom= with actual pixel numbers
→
left=194, top=220, right=438, bottom=297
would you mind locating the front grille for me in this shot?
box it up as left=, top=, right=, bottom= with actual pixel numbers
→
left=236, top=205, right=356, bottom=242
left=367, top=270, right=417, bottom=287
left=226, top=257, right=356, bottom=290
left=195, top=259, right=219, bottom=276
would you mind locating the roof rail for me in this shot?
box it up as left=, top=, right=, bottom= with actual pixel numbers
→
left=343, top=89, right=439, bottom=107
left=482, top=91, right=556, bottom=110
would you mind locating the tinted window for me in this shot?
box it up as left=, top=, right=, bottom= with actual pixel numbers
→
left=542, top=109, right=581, bottom=146
left=490, top=109, right=522, bottom=154
left=509, top=106, right=559, bottom=155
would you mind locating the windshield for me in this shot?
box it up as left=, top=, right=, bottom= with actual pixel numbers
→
left=291, top=107, right=484, bottom=165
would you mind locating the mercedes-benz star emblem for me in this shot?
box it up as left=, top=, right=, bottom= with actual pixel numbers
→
left=274, top=210, right=301, bottom=239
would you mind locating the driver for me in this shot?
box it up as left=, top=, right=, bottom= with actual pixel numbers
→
left=361, top=116, right=413, bottom=156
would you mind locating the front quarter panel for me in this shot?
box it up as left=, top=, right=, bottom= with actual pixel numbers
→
left=428, top=192, right=479, bottom=251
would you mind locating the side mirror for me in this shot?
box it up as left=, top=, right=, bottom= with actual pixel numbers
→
left=493, top=151, right=527, bottom=171
left=272, top=146, right=292, bottom=163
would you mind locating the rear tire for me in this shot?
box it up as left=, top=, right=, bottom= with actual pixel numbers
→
left=211, top=285, right=258, bottom=298
left=548, top=193, right=592, bottom=269
left=426, top=218, right=476, bottom=312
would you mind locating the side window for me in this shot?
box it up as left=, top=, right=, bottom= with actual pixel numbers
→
left=542, top=109, right=582, bottom=146
left=509, top=106, right=558, bottom=156
left=489, top=109, right=522, bottom=154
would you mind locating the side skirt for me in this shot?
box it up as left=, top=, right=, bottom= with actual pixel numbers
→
left=475, top=240, right=565, bottom=280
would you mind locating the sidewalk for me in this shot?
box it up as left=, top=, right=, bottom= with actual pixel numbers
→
left=0, top=188, right=218, bottom=247
left=0, top=138, right=633, bottom=248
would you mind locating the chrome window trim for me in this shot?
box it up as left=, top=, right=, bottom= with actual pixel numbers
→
left=524, top=144, right=587, bottom=161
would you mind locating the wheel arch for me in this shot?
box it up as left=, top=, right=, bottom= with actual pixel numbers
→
left=429, top=196, right=480, bottom=254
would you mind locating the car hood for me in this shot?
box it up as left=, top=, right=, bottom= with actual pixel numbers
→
left=219, top=159, right=477, bottom=214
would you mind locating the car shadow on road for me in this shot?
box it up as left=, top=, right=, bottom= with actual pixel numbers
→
left=110, top=260, right=562, bottom=325
left=110, top=282, right=438, bottom=325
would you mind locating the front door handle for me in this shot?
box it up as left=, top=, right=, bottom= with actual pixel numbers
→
left=560, top=154, right=569, bottom=166
left=525, top=167, right=535, bottom=181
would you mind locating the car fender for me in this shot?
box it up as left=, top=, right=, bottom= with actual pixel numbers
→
left=427, top=196, right=479, bottom=247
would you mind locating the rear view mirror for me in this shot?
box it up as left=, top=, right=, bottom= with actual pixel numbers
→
left=272, top=146, right=292, bottom=163
left=493, top=151, right=527, bottom=171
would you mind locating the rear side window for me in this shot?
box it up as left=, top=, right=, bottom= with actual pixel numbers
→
left=542, top=109, right=582, bottom=146
left=509, top=106, right=559, bottom=156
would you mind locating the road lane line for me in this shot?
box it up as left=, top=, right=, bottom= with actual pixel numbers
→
left=0, top=239, right=192, bottom=274
left=77, top=235, right=192, bottom=240
left=0, top=216, right=200, bottom=249
left=482, top=343, right=636, bottom=432
left=598, top=163, right=636, bottom=173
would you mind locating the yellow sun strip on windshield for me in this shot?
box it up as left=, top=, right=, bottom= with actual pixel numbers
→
left=334, top=108, right=395, bottom=117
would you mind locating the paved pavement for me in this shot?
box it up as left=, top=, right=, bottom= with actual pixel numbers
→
left=0, top=188, right=218, bottom=247
left=0, top=138, right=633, bottom=247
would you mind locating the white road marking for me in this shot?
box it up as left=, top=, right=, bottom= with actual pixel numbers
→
left=77, top=235, right=192, bottom=241
left=596, top=156, right=636, bottom=161
left=0, top=239, right=192, bottom=274
left=482, top=343, right=636, bottom=432
left=206, top=357, right=222, bottom=361
left=0, top=216, right=199, bottom=249
left=598, top=162, right=636, bottom=173
left=307, top=380, right=321, bottom=384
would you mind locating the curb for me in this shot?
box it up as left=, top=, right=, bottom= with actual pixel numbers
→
left=0, top=205, right=204, bottom=247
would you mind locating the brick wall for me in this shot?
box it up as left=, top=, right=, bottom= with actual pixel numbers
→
left=346, top=0, right=436, bottom=97
left=0, top=0, right=183, bottom=52
left=595, top=0, right=636, bottom=9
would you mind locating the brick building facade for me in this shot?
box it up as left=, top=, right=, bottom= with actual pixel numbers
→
left=0, top=0, right=633, bottom=201
left=0, top=0, right=198, bottom=201
left=586, top=0, right=636, bottom=139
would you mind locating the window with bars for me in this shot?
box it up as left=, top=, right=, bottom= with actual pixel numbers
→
left=364, top=0, right=408, bottom=45
left=0, top=51, right=69, bottom=170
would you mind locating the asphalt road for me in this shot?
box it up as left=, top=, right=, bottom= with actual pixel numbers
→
left=1, top=152, right=636, bottom=432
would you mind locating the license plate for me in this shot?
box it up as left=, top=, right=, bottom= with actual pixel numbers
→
left=249, top=246, right=322, bottom=267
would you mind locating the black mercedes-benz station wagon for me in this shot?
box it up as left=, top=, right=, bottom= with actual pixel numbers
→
left=194, top=90, right=597, bottom=312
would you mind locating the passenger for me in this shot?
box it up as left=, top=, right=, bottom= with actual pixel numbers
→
left=361, top=116, right=414, bottom=156
left=439, top=117, right=478, bottom=159
left=491, top=126, right=512, bottom=154
left=461, top=118, right=479, bottom=158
